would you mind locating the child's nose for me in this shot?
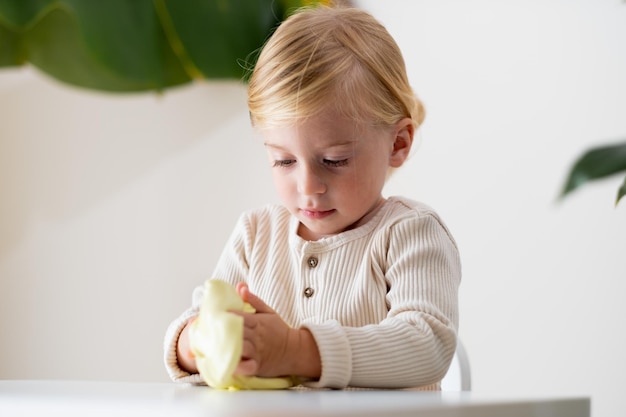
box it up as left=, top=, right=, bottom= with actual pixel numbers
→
left=297, top=164, right=326, bottom=195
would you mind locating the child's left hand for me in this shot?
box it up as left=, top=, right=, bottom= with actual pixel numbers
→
left=231, top=282, right=320, bottom=379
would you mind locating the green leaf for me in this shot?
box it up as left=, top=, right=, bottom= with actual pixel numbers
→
left=560, top=140, right=626, bottom=200
left=64, top=0, right=188, bottom=88
left=0, top=0, right=57, bottom=67
left=35, top=0, right=188, bottom=91
left=0, top=19, right=20, bottom=66
left=617, top=176, right=626, bottom=206
left=0, top=0, right=56, bottom=29
left=24, top=4, right=150, bottom=91
left=0, top=0, right=328, bottom=92
left=158, top=0, right=285, bottom=80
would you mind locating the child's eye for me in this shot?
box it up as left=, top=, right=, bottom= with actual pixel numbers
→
left=273, top=159, right=296, bottom=168
left=323, top=159, right=348, bottom=168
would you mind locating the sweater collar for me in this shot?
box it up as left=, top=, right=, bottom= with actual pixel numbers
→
left=288, top=198, right=394, bottom=253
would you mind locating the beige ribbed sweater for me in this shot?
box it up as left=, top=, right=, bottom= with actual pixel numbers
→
left=164, top=196, right=461, bottom=390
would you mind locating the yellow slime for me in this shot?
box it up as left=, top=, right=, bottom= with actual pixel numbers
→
left=189, top=279, right=295, bottom=390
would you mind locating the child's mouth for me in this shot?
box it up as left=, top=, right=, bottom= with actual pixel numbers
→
left=300, top=209, right=335, bottom=219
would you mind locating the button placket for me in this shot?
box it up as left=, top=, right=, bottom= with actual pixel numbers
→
left=303, top=255, right=319, bottom=299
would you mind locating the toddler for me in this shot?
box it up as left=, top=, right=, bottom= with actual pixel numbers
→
left=164, top=4, right=461, bottom=390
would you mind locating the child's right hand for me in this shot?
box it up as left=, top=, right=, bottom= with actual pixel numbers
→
left=231, top=283, right=321, bottom=380
left=176, top=316, right=198, bottom=374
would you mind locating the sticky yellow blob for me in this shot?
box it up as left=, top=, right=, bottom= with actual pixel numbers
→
left=189, top=279, right=295, bottom=390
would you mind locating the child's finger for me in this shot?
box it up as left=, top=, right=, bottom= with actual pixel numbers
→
left=236, top=283, right=275, bottom=314
left=240, top=338, right=255, bottom=362
left=235, top=282, right=248, bottom=298
left=234, top=358, right=259, bottom=376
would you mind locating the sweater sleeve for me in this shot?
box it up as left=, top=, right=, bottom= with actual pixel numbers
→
left=304, top=211, right=461, bottom=389
left=162, top=286, right=206, bottom=384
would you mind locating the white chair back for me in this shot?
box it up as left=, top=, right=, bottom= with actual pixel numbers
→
left=441, top=339, right=471, bottom=391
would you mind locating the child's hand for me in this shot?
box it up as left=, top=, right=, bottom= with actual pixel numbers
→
left=176, top=316, right=199, bottom=374
left=232, top=283, right=321, bottom=379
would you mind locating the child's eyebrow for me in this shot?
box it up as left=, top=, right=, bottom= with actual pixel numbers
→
left=263, top=143, right=283, bottom=149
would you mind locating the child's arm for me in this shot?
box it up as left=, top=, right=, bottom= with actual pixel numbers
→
left=163, top=306, right=205, bottom=384
left=303, top=211, right=460, bottom=389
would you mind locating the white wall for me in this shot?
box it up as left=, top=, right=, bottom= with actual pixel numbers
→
left=0, top=72, right=276, bottom=383
left=1, top=0, right=625, bottom=415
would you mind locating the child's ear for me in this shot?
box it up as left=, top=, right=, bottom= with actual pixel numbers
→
left=389, top=118, right=414, bottom=168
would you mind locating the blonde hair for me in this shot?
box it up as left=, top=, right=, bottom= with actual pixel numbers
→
left=247, top=6, right=425, bottom=130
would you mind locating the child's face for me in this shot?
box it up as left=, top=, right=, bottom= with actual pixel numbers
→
left=262, top=109, right=410, bottom=241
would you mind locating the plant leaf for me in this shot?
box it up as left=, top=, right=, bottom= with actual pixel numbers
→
left=64, top=0, right=188, bottom=89
left=0, top=19, right=20, bottom=66
left=159, top=0, right=285, bottom=80
left=616, top=176, right=626, bottom=206
left=6, top=0, right=189, bottom=91
left=0, top=0, right=57, bottom=67
left=0, top=0, right=328, bottom=92
left=560, top=141, right=626, bottom=199
left=0, top=0, right=56, bottom=29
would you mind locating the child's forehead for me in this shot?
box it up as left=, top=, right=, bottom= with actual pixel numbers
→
left=282, top=107, right=370, bottom=130
left=263, top=111, right=365, bottom=139
left=262, top=124, right=359, bottom=146
left=261, top=114, right=390, bottom=153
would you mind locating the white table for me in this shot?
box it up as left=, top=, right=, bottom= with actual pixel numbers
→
left=0, top=380, right=590, bottom=417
